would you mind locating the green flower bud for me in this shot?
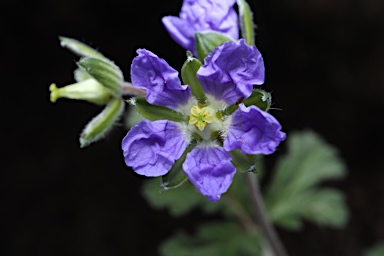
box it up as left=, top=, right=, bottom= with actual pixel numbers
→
left=77, top=57, right=123, bottom=98
left=59, top=36, right=106, bottom=59
left=195, top=32, right=234, bottom=62
left=49, top=78, right=111, bottom=105
left=237, top=0, right=256, bottom=46
left=80, top=98, right=124, bottom=147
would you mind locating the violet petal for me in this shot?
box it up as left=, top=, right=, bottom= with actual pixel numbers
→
left=122, top=120, right=189, bottom=176
left=197, top=39, right=265, bottom=105
left=131, top=49, right=192, bottom=111
left=224, top=104, right=286, bottom=155
left=183, top=145, right=236, bottom=202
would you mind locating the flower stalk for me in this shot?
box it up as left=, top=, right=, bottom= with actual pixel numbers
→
left=122, top=82, right=146, bottom=97
left=244, top=172, right=289, bottom=256
left=224, top=194, right=258, bottom=234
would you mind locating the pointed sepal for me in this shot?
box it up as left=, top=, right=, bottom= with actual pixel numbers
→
left=224, top=89, right=271, bottom=114
left=132, top=98, right=187, bottom=122
left=243, top=89, right=271, bottom=111
left=229, top=149, right=257, bottom=173
left=181, top=52, right=205, bottom=103
left=161, top=143, right=196, bottom=191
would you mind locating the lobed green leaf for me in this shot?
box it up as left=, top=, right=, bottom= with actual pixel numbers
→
left=264, top=130, right=349, bottom=230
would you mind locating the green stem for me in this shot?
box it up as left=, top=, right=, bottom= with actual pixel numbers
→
left=224, top=195, right=258, bottom=233
left=244, top=172, right=289, bottom=256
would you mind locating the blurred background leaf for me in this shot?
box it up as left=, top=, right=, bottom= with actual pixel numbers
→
left=141, top=153, right=265, bottom=217
left=141, top=176, right=231, bottom=217
left=264, top=130, right=349, bottom=230
left=141, top=177, right=203, bottom=217
left=160, top=222, right=262, bottom=256
left=142, top=130, right=350, bottom=254
left=364, top=243, right=384, bottom=256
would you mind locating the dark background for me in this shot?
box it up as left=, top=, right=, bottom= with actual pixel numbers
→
left=2, top=0, right=384, bottom=255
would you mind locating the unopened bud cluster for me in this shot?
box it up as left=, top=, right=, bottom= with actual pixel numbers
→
left=49, top=37, right=125, bottom=147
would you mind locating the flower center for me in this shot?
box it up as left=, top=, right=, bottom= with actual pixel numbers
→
left=187, top=105, right=224, bottom=141
left=189, top=106, right=213, bottom=131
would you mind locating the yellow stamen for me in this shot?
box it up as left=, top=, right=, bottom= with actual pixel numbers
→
left=189, top=106, right=213, bottom=131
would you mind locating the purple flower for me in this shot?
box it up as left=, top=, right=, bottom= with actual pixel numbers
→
left=162, top=0, right=239, bottom=54
left=131, top=49, right=192, bottom=111
left=122, top=120, right=189, bottom=176
left=197, top=39, right=265, bottom=105
left=224, top=104, right=286, bottom=155
left=122, top=40, right=285, bottom=202
left=183, top=145, right=236, bottom=202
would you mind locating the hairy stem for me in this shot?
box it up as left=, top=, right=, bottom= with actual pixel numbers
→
left=122, top=82, right=146, bottom=97
left=244, top=172, right=289, bottom=256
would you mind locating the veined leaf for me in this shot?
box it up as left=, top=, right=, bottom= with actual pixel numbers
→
left=265, top=130, right=349, bottom=230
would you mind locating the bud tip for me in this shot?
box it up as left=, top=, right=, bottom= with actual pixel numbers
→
left=49, top=83, right=59, bottom=103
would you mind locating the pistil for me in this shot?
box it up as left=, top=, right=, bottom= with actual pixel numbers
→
left=189, top=106, right=213, bottom=131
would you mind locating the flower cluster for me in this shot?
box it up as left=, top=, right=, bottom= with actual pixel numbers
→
left=122, top=37, right=285, bottom=201
left=120, top=0, right=286, bottom=202
left=47, top=0, right=285, bottom=202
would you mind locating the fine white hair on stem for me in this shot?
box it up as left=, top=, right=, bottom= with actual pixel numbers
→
left=121, top=82, right=146, bottom=97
